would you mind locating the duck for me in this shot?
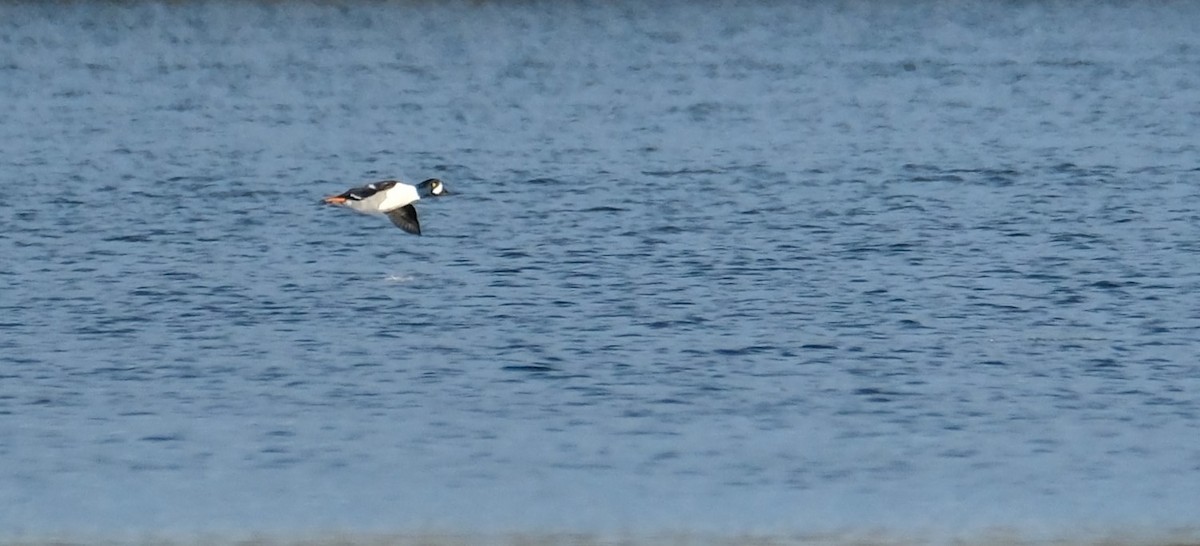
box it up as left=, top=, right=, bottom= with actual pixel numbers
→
left=322, top=178, right=449, bottom=235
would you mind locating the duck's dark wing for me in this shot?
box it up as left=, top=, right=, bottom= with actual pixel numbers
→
left=339, top=180, right=398, bottom=201
left=385, top=204, right=421, bottom=235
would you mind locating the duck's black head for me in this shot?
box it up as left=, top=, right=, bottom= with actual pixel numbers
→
left=418, top=178, right=449, bottom=197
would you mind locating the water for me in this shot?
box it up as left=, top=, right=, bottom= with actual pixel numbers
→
left=1, top=0, right=1199, bottom=540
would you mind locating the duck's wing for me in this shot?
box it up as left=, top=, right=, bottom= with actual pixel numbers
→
left=339, top=180, right=398, bottom=201
left=385, top=204, right=421, bottom=235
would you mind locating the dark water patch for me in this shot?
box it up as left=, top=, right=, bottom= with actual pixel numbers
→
left=1089, top=280, right=1137, bottom=290
left=501, top=364, right=558, bottom=372
left=712, top=346, right=779, bottom=356
left=839, top=242, right=919, bottom=256
left=643, top=316, right=707, bottom=329
left=73, top=325, right=144, bottom=336
left=642, top=168, right=723, bottom=177
left=909, top=173, right=965, bottom=183
left=102, top=233, right=163, bottom=243
left=1085, top=358, right=1121, bottom=369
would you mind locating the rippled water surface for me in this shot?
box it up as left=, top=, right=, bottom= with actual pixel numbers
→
left=2, top=1, right=1200, bottom=539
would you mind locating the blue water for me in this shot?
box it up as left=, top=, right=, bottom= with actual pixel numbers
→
left=2, top=0, right=1199, bottom=539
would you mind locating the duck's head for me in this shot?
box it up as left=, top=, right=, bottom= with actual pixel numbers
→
left=418, top=178, right=450, bottom=198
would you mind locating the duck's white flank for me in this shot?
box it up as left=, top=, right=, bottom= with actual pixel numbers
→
left=376, top=184, right=420, bottom=212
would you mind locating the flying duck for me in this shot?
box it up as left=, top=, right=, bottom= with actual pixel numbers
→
left=322, top=178, right=449, bottom=235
